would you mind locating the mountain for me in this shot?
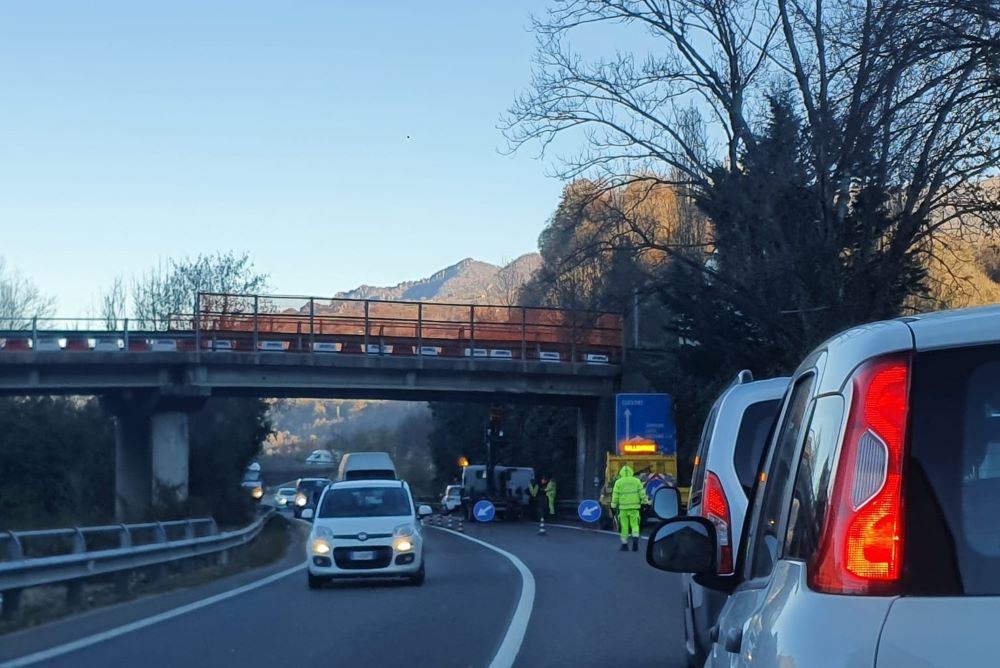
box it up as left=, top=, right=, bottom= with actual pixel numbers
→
left=334, top=254, right=541, bottom=304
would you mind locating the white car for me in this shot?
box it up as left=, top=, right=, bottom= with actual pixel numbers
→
left=273, top=487, right=297, bottom=508
left=682, top=372, right=788, bottom=665
left=303, top=479, right=432, bottom=588
left=648, top=304, right=1000, bottom=667
left=305, top=449, right=335, bottom=466
left=440, top=484, right=462, bottom=514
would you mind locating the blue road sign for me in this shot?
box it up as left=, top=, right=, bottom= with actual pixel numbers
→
left=645, top=477, right=666, bottom=498
left=578, top=499, right=602, bottom=523
left=473, top=500, right=495, bottom=522
left=615, top=393, right=677, bottom=455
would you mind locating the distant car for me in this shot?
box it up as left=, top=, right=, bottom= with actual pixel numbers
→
left=681, top=372, right=788, bottom=666
left=440, top=484, right=462, bottom=514
left=648, top=305, right=1000, bottom=667
left=305, top=449, right=335, bottom=466
left=274, top=487, right=297, bottom=508
left=293, top=477, right=332, bottom=518
left=303, top=479, right=432, bottom=588
left=241, top=462, right=264, bottom=501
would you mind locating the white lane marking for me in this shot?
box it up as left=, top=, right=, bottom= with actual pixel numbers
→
left=428, top=526, right=535, bottom=668
left=0, top=562, right=306, bottom=668
left=545, top=522, right=649, bottom=539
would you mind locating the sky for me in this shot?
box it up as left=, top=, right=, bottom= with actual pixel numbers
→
left=0, top=1, right=576, bottom=315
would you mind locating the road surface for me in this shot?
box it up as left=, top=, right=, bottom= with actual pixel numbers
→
left=0, top=518, right=686, bottom=668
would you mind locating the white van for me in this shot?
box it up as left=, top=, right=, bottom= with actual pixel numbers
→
left=337, top=451, right=397, bottom=481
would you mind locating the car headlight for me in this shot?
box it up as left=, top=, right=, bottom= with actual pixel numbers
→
left=393, top=524, right=415, bottom=537
left=295, top=493, right=308, bottom=507
left=276, top=497, right=287, bottom=506
left=251, top=486, right=264, bottom=500
left=394, top=538, right=413, bottom=552
left=312, top=538, right=331, bottom=556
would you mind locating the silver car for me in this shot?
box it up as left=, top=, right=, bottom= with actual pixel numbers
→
left=648, top=305, right=1000, bottom=667
left=682, top=372, right=787, bottom=666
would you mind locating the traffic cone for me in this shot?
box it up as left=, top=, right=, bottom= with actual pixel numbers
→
left=457, top=516, right=464, bottom=532
left=538, top=517, right=546, bottom=536
left=447, top=515, right=454, bottom=529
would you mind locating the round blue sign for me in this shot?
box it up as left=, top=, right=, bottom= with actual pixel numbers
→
left=473, top=500, right=496, bottom=522
left=577, top=499, right=602, bottom=523
left=645, top=478, right=666, bottom=498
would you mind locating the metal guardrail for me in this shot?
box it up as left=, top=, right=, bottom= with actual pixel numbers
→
left=0, top=511, right=274, bottom=618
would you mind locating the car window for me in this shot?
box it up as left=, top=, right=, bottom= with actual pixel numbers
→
left=733, top=399, right=782, bottom=494
left=783, top=395, right=845, bottom=561
left=689, top=402, right=721, bottom=507
left=318, top=487, right=411, bottom=518
left=905, top=347, right=1000, bottom=595
left=744, top=374, right=815, bottom=581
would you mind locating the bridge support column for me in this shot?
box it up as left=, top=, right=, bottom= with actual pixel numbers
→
left=107, top=389, right=208, bottom=521
left=151, top=412, right=190, bottom=510
left=114, top=409, right=152, bottom=521
left=577, top=396, right=614, bottom=502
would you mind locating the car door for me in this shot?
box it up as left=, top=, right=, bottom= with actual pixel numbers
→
left=707, top=371, right=816, bottom=667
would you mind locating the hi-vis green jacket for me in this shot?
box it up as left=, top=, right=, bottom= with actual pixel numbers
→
left=611, top=465, right=648, bottom=511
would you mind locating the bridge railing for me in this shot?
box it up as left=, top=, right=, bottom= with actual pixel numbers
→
left=195, top=292, right=624, bottom=361
left=0, top=294, right=624, bottom=362
left=0, top=511, right=273, bottom=619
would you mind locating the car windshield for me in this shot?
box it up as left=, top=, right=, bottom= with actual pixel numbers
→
left=279, top=489, right=295, bottom=496
left=318, top=487, right=412, bottom=518
left=298, top=480, right=328, bottom=491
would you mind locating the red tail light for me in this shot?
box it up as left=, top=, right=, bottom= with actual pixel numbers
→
left=810, top=354, right=910, bottom=594
left=703, top=471, right=734, bottom=574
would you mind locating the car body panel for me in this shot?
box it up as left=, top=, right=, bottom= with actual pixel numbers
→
left=905, top=304, right=1000, bottom=351
left=708, top=562, right=891, bottom=668
left=876, top=597, right=1000, bottom=667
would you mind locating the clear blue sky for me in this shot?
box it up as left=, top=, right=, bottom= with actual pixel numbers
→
left=0, top=1, right=570, bottom=315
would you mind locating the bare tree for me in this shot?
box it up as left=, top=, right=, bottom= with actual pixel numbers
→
left=504, top=0, right=1000, bottom=267
left=495, top=257, right=524, bottom=306
left=100, top=276, right=127, bottom=329
left=0, top=257, right=55, bottom=329
left=131, top=252, right=269, bottom=329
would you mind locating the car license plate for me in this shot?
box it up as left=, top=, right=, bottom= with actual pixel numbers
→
left=350, top=550, right=375, bottom=560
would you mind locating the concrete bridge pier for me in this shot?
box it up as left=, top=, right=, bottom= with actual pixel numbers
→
left=577, top=395, right=614, bottom=502
left=105, top=388, right=209, bottom=521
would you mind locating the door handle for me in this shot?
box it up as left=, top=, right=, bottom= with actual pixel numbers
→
left=724, top=627, right=743, bottom=654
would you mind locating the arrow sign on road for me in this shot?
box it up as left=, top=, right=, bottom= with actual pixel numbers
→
left=473, top=500, right=495, bottom=522
left=578, top=499, right=602, bottom=523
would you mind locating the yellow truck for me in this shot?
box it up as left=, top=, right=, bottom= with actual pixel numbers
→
left=598, top=450, right=687, bottom=529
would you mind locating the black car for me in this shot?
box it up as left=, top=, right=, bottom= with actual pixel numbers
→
left=293, top=477, right=332, bottom=518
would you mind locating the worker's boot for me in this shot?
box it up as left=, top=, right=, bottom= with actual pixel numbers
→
left=619, top=543, right=628, bottom=552
left=632, top=538, right=639, bottom=552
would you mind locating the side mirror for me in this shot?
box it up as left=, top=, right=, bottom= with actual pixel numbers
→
left=646, top=517, right=718, bottom=574
left=417, top=504, right=433, bottom=518
left=653, top=486, right=680, bottom=520
left=301, top=508, right=314, bottom=520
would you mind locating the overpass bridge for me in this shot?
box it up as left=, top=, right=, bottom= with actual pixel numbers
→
left=0, top=292, right=623, bottom=520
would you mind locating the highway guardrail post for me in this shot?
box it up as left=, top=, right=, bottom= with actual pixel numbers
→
left=66, top=527, right=87, bottom=608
